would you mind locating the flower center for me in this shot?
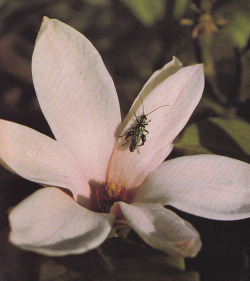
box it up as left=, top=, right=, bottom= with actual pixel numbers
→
left=94, top=182, right=127, bottom=213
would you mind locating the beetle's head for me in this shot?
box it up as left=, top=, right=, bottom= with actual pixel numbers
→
left=140, top=114, right=147, bottom=122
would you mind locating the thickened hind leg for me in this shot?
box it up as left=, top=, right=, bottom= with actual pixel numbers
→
left=136, top=134, right=147, bottom=154
left=138, top=134, right=147, bottom=147
left=121, top=130, right=134, bottom=147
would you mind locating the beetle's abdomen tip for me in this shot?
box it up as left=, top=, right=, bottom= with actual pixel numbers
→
left=129, top=147, right=135, bottom=152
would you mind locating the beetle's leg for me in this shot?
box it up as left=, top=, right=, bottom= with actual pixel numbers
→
left=144, top=129, right=149, bottom=135
left=125, top=131, right=134, bottom=141
left=141, top=134, right=147, bottom=145
left=121, top=130, right=134, bottom=147
left=144, top=120, right=151, bottom=126
left=138, top=134, right=147, bottom=147
left=136, top=135, right=147, bottom=154
left=119, top=129, right=129, bottom=138
left=119, top=127, right=135, bottom=137
left=136, top=134, right=147, bottom=154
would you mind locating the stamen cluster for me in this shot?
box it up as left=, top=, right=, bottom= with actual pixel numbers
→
left=95, top=182, right=127, bottom=213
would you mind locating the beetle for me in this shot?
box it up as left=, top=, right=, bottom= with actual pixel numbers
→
left=120, top=94, right=169, bottom=153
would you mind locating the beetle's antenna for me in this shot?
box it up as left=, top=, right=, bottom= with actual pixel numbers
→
left=146, top=105, right=169, bottom=116
left=138, top=93, right=145, bottom=114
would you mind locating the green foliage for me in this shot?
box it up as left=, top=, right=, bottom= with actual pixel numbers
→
left=222, top=10, right=250, bottom=49
left=174, top=117, right=250, bottom=162
left=84, top=0, right=111, bottom=7
left=120, top=0, right=166, bottom=26
left=173, top=0, right=191, bottom=19
left=210, top=117, right=250, bottom=155
left=174, top=123, right=211, bottom=155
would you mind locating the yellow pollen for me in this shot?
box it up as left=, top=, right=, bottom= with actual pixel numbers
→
left=94, top=182, right=127, bottom=213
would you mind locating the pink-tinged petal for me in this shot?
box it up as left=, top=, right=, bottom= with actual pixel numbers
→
left=108, top=60, right=204, bottom=190
left=32, top=17, right=121, bottom=184
left=122, top=56, right=183, bottom=129
left=0, top=119, right=91, bottom=206
left=111, top=202, right=201, bottom=257
left=9, top=187, right=114, bottom=256
left=134, top=155, right=250, bottom=220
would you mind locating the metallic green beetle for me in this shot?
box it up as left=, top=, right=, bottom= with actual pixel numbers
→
left=120, top=95, right=169, bottom=153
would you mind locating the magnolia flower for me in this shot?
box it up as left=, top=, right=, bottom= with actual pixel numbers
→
left=1, top=17, right=249, bottom=258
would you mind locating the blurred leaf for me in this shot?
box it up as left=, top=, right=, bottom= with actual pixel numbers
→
left=49, top=2, right=75, bottom=19
left=84, top=0, right=111, bottom=7
left=175, top=117, right=250, bottom=162
left=222, top=10, right=250, bottom=49
left=198, top=97, right=228, bottom=117
left=239, top=49, right=250, bottom=102
left=120, top=0, right=166, bottom=26
left=0, top=35, right=32, bottom=82
left=0, top=0, right=7, bottom=8
left=39, top=260, right=82, bottom=281
left=209, top=117, right=250, bottom=155
left=173, top=0, right=191, bottom=19
left=174, top=123, right=211, bottom=155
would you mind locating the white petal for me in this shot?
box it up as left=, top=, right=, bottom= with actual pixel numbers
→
left=9, top=187, right=114, bottom=256
left=134, top=155, right=250, bottom=220
left=108, top=59, right=204, bottom=190
left=123, top=56, right=183, bottom=128
left=0, top=120, right=90, bottom=205
left=32, top=17, right=121, bottom=183
left=111, top=202, right=201, bottom=257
